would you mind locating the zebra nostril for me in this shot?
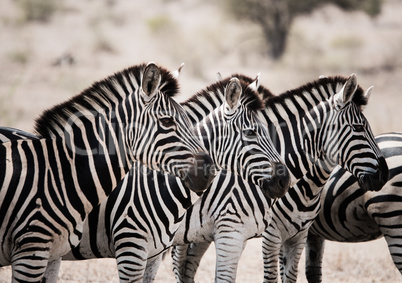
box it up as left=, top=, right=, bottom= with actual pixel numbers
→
left=274, top=162, right=290, bottom=191
left=178, top=170, right=186, bottom=180
left=278, top=178, right=285, bottom=190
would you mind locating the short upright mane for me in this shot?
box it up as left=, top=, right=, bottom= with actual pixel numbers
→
left=265, top=76, right=367, bottom=110
left=34, top=64, right=179, bottom=138
left=232, top=73, right=275, bottom=103
left=183, top=74, right=265, bottom=112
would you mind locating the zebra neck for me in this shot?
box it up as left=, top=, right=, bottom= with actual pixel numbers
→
left=181, top=90, right=225, bottom=127
left=259, top=99, right=332, bottom=182
left=300, top=164, right=333, bottom=198
left=192, top=108, right=228, bottom=174
left=50, top=109, right=133, bottom=215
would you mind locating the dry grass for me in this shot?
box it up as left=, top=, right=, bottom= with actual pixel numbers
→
left=0, top=0, right=401, bottom=282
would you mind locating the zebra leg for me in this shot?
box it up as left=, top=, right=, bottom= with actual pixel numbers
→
left=115, top=241, right=149, bottom=282
left=280, top=232, right=308, bottom=283
left=374, top=207, right=402, bottom=275
left=11, top=251, right=50, bottom=282
left=305, top=232, right=325, bottom=283
left=214, top=232, right=246, bottom=283
left=43, top=258, right=62, bottom=283
left=262, top=228, right=283, bottom=283
left=383, top=233, right=402, bottom=275
left=183, top=242, right=211, bottom=282
left=279, top=246, right=285, bottom=282
left=172, top=244, right=189, bottom=282
left=367, top=189, right=402, bottom=275
left=143, top=255, right=162, bottom=283
left=171, top=243, right=211, bottom=283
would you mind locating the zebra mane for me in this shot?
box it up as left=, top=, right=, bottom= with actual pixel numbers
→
left=183, top=74, right=265, bottom=113
left=231, top=73, right=275, bottom=103
left=265, top=76, right=367, bottom=110
left=34, top=63, right=179, bottom=138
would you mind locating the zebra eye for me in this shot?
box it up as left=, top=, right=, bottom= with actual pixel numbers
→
left=159, top=117, right=175, bottom=128
left=352, top=124, right=365, bottom=132
left=243, top=129, right=257, bottom=139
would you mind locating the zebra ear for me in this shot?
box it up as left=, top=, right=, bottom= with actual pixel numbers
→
left=141, top=62, right=161, bottom=103
left=364, top=86, right=373, bottom=102
left=360, top=86, right=373, bottom=110
left=248, top=73, right=261, bottom=92
left=224, top=77, right=242, bottom=115
left=334, top=73, right=358, bottom=109
left=171, top=63, right=184, bottom=79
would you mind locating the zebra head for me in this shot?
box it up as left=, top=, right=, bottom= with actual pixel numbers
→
left=130, top=62, right=213, bottom=193
left=195, top=77, right=290, bottom=199
left=315, top=74, right=389, bottom=191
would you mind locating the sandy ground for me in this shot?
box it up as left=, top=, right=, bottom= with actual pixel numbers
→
left=0, top=238, right=400, bottom=282
left=1, top=0, right=402, bottom=282
left=51, top=238, right=402, bottom=282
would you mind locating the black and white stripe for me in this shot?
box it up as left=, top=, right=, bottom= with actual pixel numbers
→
left=305, top=132, right=402, bottom=282
left=0, top=62, right=212, bottom=282
left=171, top=74, right=388, bottom=283
left=59, top=76, right=288, bottom=282
left=0, top=127, right=39, bottom=142
left=261, top=77, right=388, bottom=283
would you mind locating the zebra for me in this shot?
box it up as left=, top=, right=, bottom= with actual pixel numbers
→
left=304, top=132, right=402, bottom=282
left=58, top=76, right=290, bottom=282
left=0, top=62, right=214, bottom=282
left=260, top=82, right=390, bottom=283
left=171, top=74, right=389, bottom=283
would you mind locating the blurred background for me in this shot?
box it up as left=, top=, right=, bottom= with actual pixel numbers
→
left=0, top=0, right=401, bottom=282
left=1, top=0, right=401, bottom=134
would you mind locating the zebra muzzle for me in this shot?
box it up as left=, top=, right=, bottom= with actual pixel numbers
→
left=181, top=152, right=214, bottom=193
left=358, top=156, right=389, bottom=192
left=259, top=162, right=290, bottom=199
